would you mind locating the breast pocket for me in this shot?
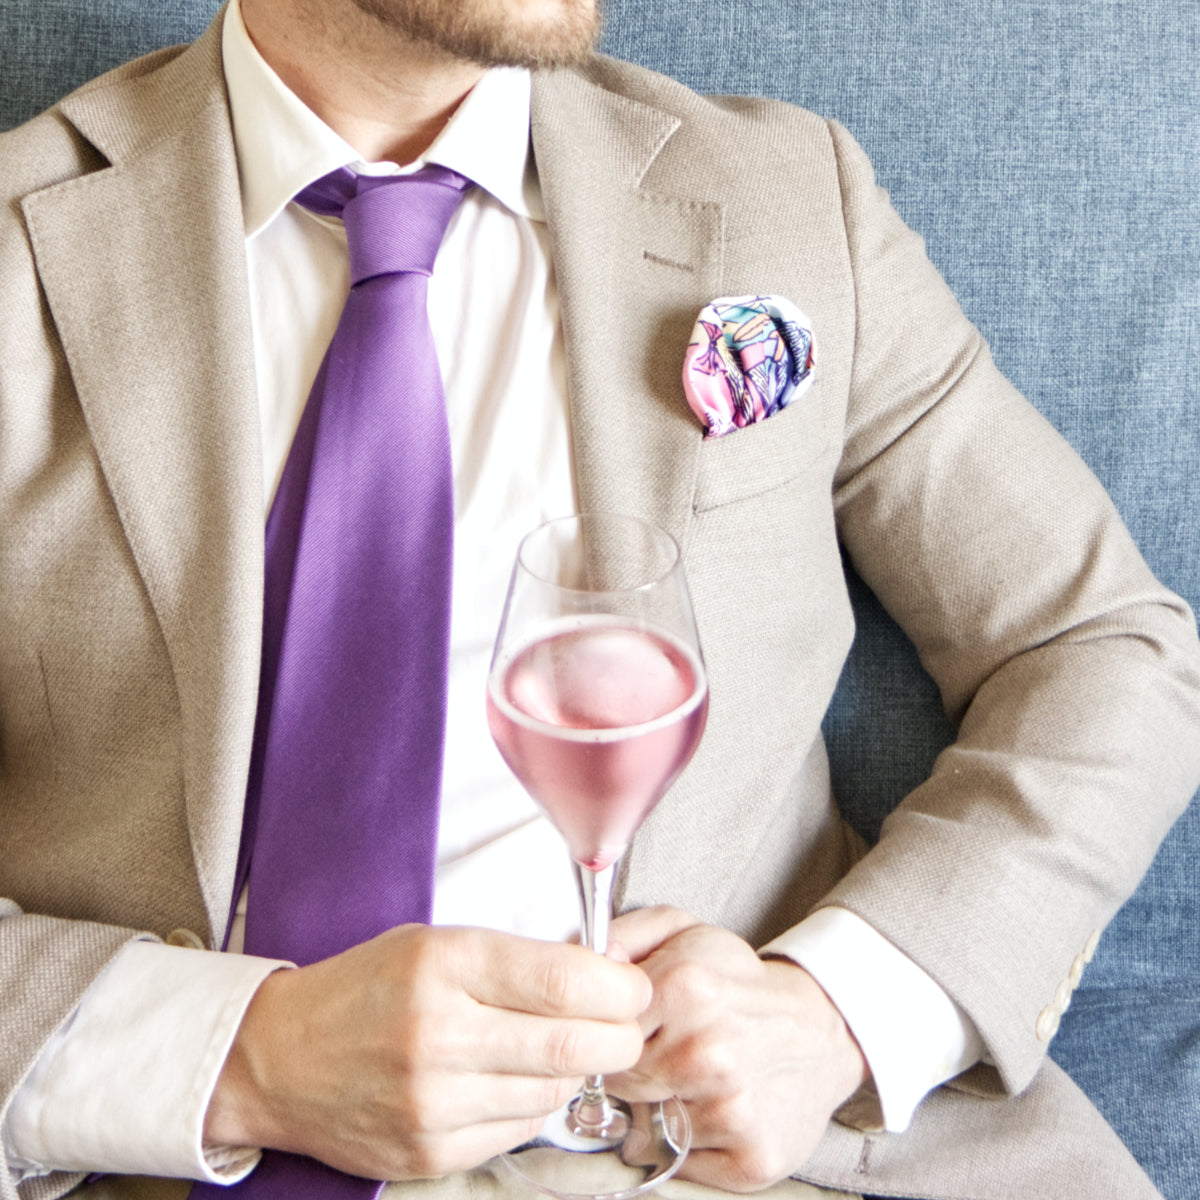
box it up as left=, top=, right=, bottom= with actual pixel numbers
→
left=691, top=387, right=829, bottom=513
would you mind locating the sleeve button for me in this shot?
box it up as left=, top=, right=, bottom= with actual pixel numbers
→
left=1054, top=978, right=1074, bottom=1012
left=165, top=927, right=206, bottom=949
left=1036, top=1005, right=1061, bottom=1042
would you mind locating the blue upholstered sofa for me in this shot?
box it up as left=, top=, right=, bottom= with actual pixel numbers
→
left=3, top=2, right=1197, bottom=1197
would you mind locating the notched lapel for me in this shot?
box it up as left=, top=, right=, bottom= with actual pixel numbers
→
left=21, top=37, right=263, bottom=943
left=533, top=67, right=731, bottom=915
left=532, top=68, right=723, bottom=551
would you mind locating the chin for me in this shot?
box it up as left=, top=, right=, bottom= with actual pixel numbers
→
left=350, top=0, right=603, bottom=70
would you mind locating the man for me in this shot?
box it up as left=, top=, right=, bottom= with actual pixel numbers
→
left=1, top=1, right=1198, bottom=1199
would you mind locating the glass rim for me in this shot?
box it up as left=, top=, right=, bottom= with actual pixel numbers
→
left=487, top=623, right=708, bottom=742
left=515, top=513, right=683, bottom=595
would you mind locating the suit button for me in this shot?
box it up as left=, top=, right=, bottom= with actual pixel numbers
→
left=1083, top=929, right=1101, bottom=962
left=166, top=927, right=206, bottom=950
left=1054, top=978, right=1073, bottom=1012
left=1036, top=1005, right=1060, bottom=1042
left=1069, top=954, right=1086, bottom=986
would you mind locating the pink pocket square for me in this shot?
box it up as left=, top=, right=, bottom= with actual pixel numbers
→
left=682, top=294, right=815, bottom=437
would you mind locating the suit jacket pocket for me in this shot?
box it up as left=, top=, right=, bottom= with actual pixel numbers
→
left=691, top=389, right=828, bottom=512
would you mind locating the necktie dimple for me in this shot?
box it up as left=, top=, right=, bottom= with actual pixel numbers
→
left=196, top=164, right=470, bottom=1200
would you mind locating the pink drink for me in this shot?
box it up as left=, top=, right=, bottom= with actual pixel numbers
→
left=487, top=618, right=708, bottom=871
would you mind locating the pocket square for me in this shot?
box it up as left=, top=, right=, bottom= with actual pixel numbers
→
left=682, top=294, right=815, bottom=437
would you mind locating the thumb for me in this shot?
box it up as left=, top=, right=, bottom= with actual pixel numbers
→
left=609, top=905, right=702, bottom=963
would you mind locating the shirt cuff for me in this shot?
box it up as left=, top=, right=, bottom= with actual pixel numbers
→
left=3, top=939, right=292, bottom=1184
left=762, top=906, right=984, bottom=1132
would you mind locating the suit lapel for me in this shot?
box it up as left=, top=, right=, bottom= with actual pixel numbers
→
left=531, top=68, right=723, bottom=550
left=532, top=69, right=725, bottom=906
left=21, top=24, right=263, bottom=943
left=19, top=54, right=723, bottom=939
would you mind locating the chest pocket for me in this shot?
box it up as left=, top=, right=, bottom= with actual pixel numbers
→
left=691, top=385, right=829, bottom=513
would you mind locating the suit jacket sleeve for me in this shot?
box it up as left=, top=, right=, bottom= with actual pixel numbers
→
left=0, top=902, right=149, bottom=1200
left=0, top=93, right=226, bottom=1200
left=819, top=119, right=1200, bottom=1095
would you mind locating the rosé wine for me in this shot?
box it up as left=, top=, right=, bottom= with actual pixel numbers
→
left=487, top=617, right=708, bottom=870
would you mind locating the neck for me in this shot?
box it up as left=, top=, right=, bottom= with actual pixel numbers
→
left=240, top=0, right=485, bottom=164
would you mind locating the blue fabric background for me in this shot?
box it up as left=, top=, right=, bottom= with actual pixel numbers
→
left=2, top=2, right=1197, bottom=1196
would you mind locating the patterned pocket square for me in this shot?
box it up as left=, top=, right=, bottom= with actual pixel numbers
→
left=682, top=294, right=815, bottom=437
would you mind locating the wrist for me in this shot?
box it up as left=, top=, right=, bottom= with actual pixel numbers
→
left=765, top=957, right=869, bottom=1101
left=203, top=967, right=293, bottom=1151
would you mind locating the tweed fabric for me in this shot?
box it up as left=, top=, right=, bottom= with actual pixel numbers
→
left=68, top=1170, right=863, bottom=1200
left=595, top=5, right=1200, bottom=1195
left=2, top=2, right=1200, bottom=1200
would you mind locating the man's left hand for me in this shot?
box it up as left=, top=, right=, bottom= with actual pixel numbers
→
left=608, top=907, right=868, bottom=1194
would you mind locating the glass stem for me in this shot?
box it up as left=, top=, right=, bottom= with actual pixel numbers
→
left=571, top=859, right=617, bottom=1127
left=573, top=858, right=615, bottom=956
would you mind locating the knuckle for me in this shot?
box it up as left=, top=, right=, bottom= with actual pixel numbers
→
left=444, top=925, right=488, bottom=973
left=535, top=954, right=579, bottom=1014
left=390, top=1079, right=430, bottom=1134
left=752, top=1147, right=790, bottom=1189
left=409, top=924, right=478, bottom=990
left=402, top=922, right=444, bottom=973
left=392, top=929, right=452, bottom=1007
left=387, top=1062, right=457, bottom=1138
left=687, top=1028, right=737, bottom=1084
left=405, top=1082, right=452, bottom=1136
left=546, top=1022, right=584, bottom=1075
left=727, top=1145, right=786, bottom=1193
left=713, top=1089, right=756, bottom=1138
left=405, top=1138, right=455, bottom=1180
left=660, top=960, right=718, bottom=1011
left=649, top=904, right=694, bottom=925
left=395, top=1010, right=454, bottom=1073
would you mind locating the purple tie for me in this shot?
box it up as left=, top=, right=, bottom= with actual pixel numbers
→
left=193, top=165, right=470, bottom=1200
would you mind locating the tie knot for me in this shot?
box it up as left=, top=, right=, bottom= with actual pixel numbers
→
left=295, top=164, right=471, bottom=286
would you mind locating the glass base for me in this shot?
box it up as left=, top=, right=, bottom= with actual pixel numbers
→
left=502, top=1095, right=691, bottom=1200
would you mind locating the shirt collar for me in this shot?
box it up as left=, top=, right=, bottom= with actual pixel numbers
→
left=222, top=0, right=542, bottom=238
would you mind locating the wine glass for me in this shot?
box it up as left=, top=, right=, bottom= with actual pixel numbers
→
left=485, top=513, right=708, bottom=1200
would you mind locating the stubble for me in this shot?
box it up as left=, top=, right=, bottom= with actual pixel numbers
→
left=346, top=0, right=602, bottom=69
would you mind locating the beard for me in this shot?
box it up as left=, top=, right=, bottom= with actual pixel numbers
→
left=346, top=0, right=602, bottom=69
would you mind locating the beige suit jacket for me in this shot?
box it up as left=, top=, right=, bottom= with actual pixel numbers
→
left=2, top=15, right=1199, bottom=1200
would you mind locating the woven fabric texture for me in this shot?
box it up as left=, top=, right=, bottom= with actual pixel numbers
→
left=1, top=1, right=1197, bottom=1196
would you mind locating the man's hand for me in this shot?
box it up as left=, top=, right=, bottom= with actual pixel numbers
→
left=608, top=907, right=868, bottom=1194
left=203, top=924, right=651, bottom=1180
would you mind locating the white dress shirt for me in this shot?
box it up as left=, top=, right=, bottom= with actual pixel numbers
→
left=3, top=1, right=981, bottom=1185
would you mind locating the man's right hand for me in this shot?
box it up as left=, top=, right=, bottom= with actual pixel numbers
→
left=202, top=925, right=651, bottom=1180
